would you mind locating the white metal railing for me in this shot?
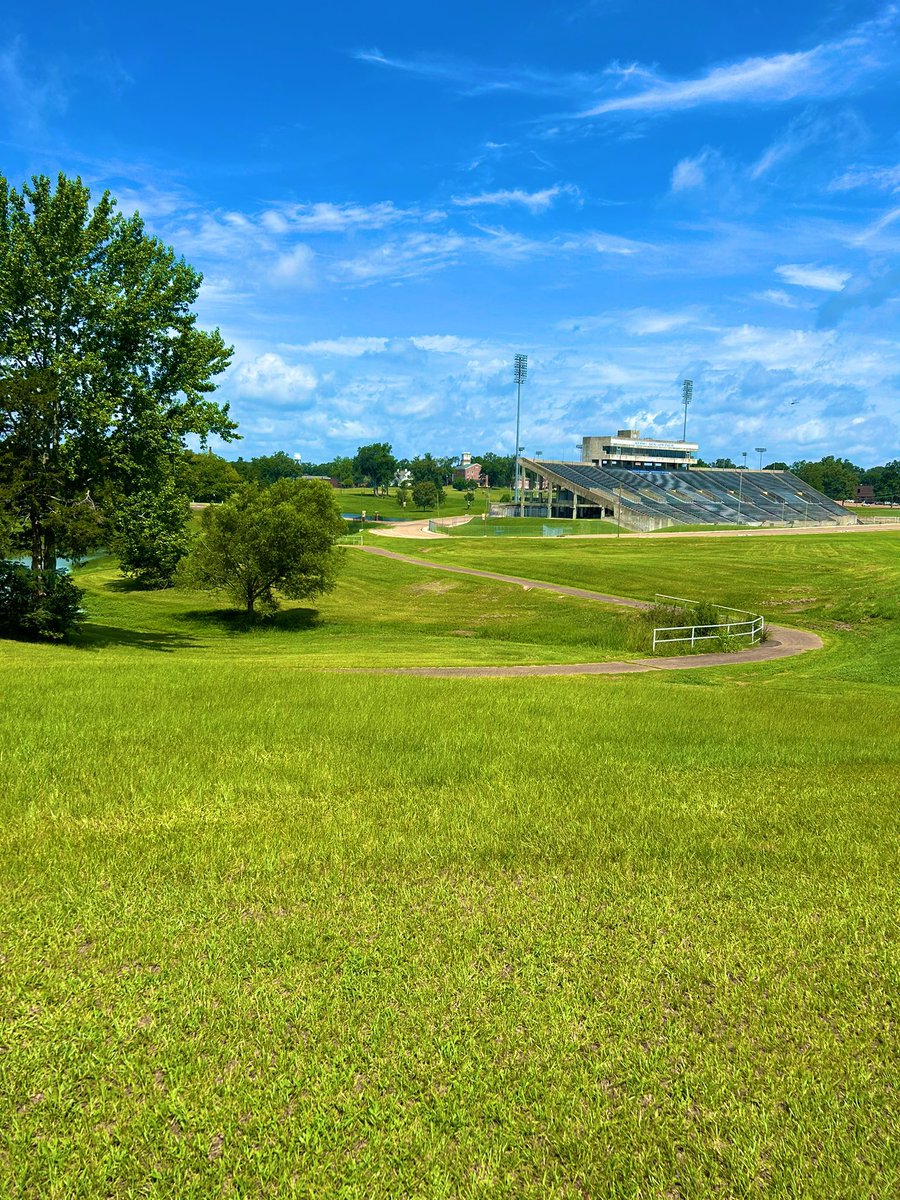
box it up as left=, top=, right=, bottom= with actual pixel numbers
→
left=651, top=594, right=765, bottom=652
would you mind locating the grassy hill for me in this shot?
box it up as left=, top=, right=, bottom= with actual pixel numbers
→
left=1, top=532, right=897, bottom=1197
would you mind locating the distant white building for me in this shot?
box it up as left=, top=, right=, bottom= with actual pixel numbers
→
left=581, top=429, right=698, bottom=470
left=392, top=468, right=413, bottom=486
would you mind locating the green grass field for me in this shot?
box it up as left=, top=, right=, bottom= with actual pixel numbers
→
left=333, top=486, right=478, bottom=520
left=442, top=516, right=619, bottom=537
left=1, top=532, right=898, bottom=1197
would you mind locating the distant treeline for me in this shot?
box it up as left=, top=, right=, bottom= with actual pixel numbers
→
left=181, top=447, right=900, bottom=504
left=183, top=445, right=519, bottom=502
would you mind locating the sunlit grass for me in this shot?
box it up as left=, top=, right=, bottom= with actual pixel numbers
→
left=1, top=532, right=898, bottom=1196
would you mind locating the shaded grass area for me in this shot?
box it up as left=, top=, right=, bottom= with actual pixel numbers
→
left=0, top=536, right=898, bottom=1196
left=40, top=552, right=645, bottom=668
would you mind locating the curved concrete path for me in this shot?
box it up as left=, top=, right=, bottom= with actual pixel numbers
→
left=350, top=545, right=823, bottom=677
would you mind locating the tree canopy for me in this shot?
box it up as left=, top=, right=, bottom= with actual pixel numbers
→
left=791, top=456, right=861, bottom=500
left=0, top=173, right=235, bottom=572
left=232, top=452, right=304, bottom=488
left=352, top=443, right=396, bottom=493
left=179, top=450, right=242, bottom=503
left=180, top=479, right=346, bottom=616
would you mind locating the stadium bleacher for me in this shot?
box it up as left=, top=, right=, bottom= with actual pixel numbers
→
left=524, top=461, right=856, bottom=531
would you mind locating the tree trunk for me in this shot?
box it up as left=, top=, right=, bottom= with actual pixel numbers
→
left=30, top=500, right=42, bottom=572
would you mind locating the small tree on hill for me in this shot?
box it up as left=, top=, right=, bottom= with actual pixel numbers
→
left=412, top=480, right=442, bottom=510
left=179, top=479, right=346, bottom=617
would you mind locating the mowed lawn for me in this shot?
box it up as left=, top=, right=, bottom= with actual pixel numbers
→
left=0, top=533, right=898, bottom=1197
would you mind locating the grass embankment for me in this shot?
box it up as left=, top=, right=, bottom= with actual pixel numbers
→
left=1, top=533, right=898, bottom=1197
left=385, top=529, right=900, bottom=683
left=21, top=551, right=643, bottom=669
left=442, top=516, right=619, bottom=537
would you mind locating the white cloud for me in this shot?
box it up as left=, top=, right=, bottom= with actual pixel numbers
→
left=829, top=164, right=900, bottom=193
left=755, top=289, right=803, bottom=308
left=269, top=244, right=316, bottom=286
left=451, top=184, right=578, bottom=213
left=776, top=263, right=850, bottom=291
left=581, top=8, right=898, bottom=118
left=352, top=48, right=590, bottom=98
left=233, top=353, right=317, bottom=403
left=261, top=201, right=444, bottom=233
left=671, top=153, right=710, bottom=192
left=0, top=37, right=67, bottom=134
left=410, top=335, right=472, bottom=353
left=291, top=337, right=390, bottom=356
left=852, top=206, right=900, bottom=244
left=334, top=232, right=468, bottom=284
left=748, top=110, right=863, bottom=180
left=624, top=309, right=698, bottom=335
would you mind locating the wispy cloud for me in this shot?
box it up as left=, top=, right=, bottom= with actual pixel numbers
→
left=0, top=38, right=66, bottom=134
left=750, top=109, right=866, bottom=180
left=580, top=7, right=898, bottom=118
left=352, top=48, right=589, bottom=98
left=451, top=184, right=578, bottom=213
left=260, top=200, right=444, bottom=233
left=829, top=164, right=900, bottom=193
left=288, top=338, right=390, bottom=357
left=671, top=150, right=717, bottom=192
left=776, top=263, right=850, bottom=291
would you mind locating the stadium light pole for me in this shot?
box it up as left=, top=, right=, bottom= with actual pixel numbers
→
left=681, top=379, right=693, bottom=442
left=756, top=446, right=767, bottom=470
left=513, top=354, right=527, bottom=507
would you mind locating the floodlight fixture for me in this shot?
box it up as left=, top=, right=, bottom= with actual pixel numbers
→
left=681, top=379, right=693, bottom=442
left=755, top=446, right=767, bottom=470
left=514, top=353, right=528, bottom=384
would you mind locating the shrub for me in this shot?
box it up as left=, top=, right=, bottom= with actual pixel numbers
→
left=0, top=562, right=84, bottom=640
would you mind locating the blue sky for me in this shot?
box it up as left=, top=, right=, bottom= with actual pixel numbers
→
left=3, top=2, right=899, bottom=465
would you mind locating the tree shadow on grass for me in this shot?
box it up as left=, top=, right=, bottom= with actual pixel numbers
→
left=176, top=606, right=322, bottom=636
left=71, top=624, right=202, bottom=653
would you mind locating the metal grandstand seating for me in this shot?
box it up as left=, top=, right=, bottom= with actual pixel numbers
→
left=525, top=460, right=857, bottom=531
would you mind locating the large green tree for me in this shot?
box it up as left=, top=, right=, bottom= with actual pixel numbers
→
left=179, top=450, right=242, bottom=503
left=791, top=456, right=861, bottom=500
left=352, top=442, right=396, bottom=494
left=180, top=479, right=346, bottom=616
left=0, top=173, right=236, bottom=572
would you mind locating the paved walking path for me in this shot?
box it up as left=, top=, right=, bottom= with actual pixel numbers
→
left=350, top=545, right=823, bottom=677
